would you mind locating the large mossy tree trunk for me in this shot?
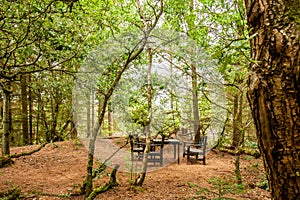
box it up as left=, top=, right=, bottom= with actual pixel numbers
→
left=245, top=0, right=300, bottom=199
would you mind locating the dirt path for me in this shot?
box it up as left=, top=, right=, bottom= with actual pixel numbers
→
left=81, top=137, right=182, bottom=172
left=0, top=140, right=270, bottom=199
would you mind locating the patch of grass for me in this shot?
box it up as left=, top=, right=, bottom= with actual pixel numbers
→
left=195, top=177, right=245, bottom=200
left=72, top=138, right=84, bottom=149
left=256, top=175, right=269, bottom=190
left=128, top=185, right=144, bottom=193
left=72, top=183, right=81, bottom=189
left=187, top=182, right=199, bottom=188
left=245, top=141, right=258, bottom=149
left=252, top=163, right=259, bottom=168
left=0, top=186, right=21, bottom=200
left=185, top=195, right=208, bottom=200
left=244, top=156, right=253, bottom=161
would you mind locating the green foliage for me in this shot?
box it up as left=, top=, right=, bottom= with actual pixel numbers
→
left=187, top=182, right=199, bottom=188
left=73, top=138, right=84, bottom=149
left=0, top=0, right=107, bottom=144
left=244, top=156, right=253, bottom=161
left=92, top=162, right=108, bottom=179
left=245, top=141, right=258, bottom=149
left=128, top=85, right=150, bottom=127
left=164, top=0, right=210, bottom=46
left=196, top=177, right=245, bottom=200
left=0, top=0, right=90, bottom=76
left=29, top=71, right=74, bottom=142
left=0, top=186, right=21, bottom=200
left=252, top=163, right=259, bottom=168
left=256, top=175, right=269, bottom=191
left=286, top=1, right=300, bottom=29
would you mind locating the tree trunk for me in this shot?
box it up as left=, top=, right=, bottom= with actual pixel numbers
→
left=70, top=119, right=77, bottom=139
left=28, top=74, right=33, bottom=144
left=231, top=92, right=243, bottom=148
left=187, top=0, right=201, bottom=143
left=21, top=75, right=29, bottom=145
left=108, top=102, right=113, bottom=136
left=50, top=102, right=60, bottom=141
left=36, top=96, right=41, bottom=143
left=2, top=87, right=11, bottom=155
left=82, top=38, right=147, bottom=196
left=134, top=47, right=153, bottom=186
left=192, top=63, right=200, bottom=143
left=83, top=99, right=107, bottom=197
left=245, top=0, right=300, bottom=199
left=86, top=90, right=91, bottom=138
left=91, top=91, right=95, bottom=135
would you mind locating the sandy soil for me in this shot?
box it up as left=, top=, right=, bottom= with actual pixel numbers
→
left=0, top=139, right=270, bottom=199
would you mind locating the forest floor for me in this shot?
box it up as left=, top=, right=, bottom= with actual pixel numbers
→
left=0, top=139, right=271, bottom=200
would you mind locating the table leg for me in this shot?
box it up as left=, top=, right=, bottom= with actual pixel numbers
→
left=173, top=143, right=176, bottom=159
left=177, top=143, right=180, bottom=164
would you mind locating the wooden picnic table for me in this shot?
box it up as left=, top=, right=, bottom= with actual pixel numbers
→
left=152, top=138, right=180, bottom=164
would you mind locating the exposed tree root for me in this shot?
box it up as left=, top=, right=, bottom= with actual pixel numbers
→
left=218, top=147, right=261, bottom=158
left=31, top=191, right=83, bottom=198
left=9, top=142, right=48, bottom=158
left=87, top=164, right=120, bottom=200
left=0, top=143, right=48, bottom=168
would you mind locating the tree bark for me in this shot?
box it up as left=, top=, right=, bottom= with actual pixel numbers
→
left=231, top=92, right=244, bottom=148
left=108, top=102, right=113, bottom=136
left=28, top=74, right=33, bottom=144
left=187, top=0, right=201, bottom=143
left=87, top=164, right=119, bottom=200
left=2, top=87, right=11, bottom=155
left=21, top=75, right=29, bottom=145
left=86, top=90, right=91, bottom=138
left=245, top=0, right=300, bottom=199
left=82, top=34, right=148, bottom=196
left=192, top=63, right=201, bottom=143
left=134, top=47, right=153, bottom=186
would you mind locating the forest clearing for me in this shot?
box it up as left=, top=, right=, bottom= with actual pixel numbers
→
left=1, top=140, right=270, bottom=200
left=1, top=0, right=299, bottom=199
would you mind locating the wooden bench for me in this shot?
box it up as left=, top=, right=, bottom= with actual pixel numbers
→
left=183, top=136, right=207, bottom=165
left=147, top=141, right=164, bottom=166
left=129, top=135, right=145, bottom=160
left=129, top=135, right=165, bottom=166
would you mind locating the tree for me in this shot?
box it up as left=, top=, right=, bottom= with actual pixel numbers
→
left=164, top=0, right=236, bottom=144
left=164, top=0, right=202, bottom=142
left=77, top=36, right=147, bottom=197
left=245, top=0, right=300, bottom=199
left=76, top=21, right=163, bottom=199
left=21, top=75, right=29, bottom=144
left=0, top=0, right=96, bottom=153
